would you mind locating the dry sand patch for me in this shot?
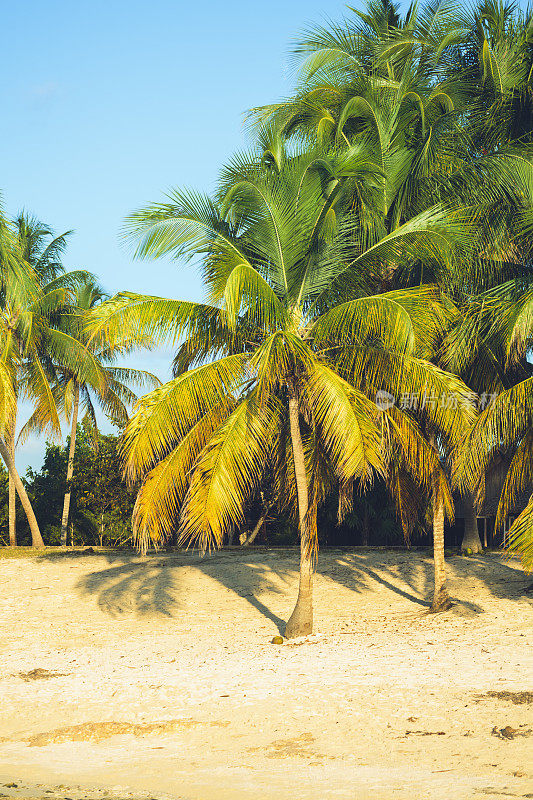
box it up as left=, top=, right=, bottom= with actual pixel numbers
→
left=0, top=548, right=532, bottom=800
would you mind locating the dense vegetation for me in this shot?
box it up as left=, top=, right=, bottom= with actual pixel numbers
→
left=0, top=427, right=137, bottom=547
left=1, top=0, right=533, bottom=636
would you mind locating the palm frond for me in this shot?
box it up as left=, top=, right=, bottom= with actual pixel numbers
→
left=178, top=395, right=283, bottom=552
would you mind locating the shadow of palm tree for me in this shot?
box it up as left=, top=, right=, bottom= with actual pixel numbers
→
left=73, top=548, right=529, bottom=630
left=325, top=553, right=432, bottom=607
left=78, top=558, right=177, bottom=617
left=75, top=549, right=291, bottom=631
left=328, top=550, right=529, bottom=614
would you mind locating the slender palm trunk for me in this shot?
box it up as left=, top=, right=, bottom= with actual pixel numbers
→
left=361, top=503, right=369, bottom=546
left=7, top=407, right=17, bottom=546
left=241, top=509, right=268, bottom=546
left=461, top=492, right=482, bottom=553
left=285, top=381, right=313, bottom=639
left=430, top=493, right=452, bottom=612
left=0, top=436, right=44, bottom=548
left=61, top=383, right=79, bottom=547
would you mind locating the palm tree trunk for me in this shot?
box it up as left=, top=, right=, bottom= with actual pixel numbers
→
left=430, top=493, right=452, bottom=612
left=285, top=381, right=313, bottom=639
left=61, top=383, right=79, bottom=546
left=0, top=436, right=44, bottom=548
left=461, top=492, right=482, bottom=553
left=361, top=503, right=369, bottom=546
left=7, top=408, right=17, bottom=546
left=240, top=510, right=268, bottom=546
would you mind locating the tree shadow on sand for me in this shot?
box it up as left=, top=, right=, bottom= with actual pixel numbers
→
left=70, top=547, right=531, bottom=631
left=73, top=550, right=290, bottom=631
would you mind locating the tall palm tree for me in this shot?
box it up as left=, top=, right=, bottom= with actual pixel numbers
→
left=456, top=178, right=533, bottom=569
left=257, top=1, right=533, bottom=573
left=5, top=213, right=72, bottom=546
left=249, top=23, right=480, bottom=591
left=91, top=152, right=474, bottom=636
left=21, top=277, right=161, bottom=546
left=0, top=212, right=109, bottom=547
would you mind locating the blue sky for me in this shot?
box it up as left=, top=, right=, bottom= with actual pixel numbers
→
left=2, top=0, right=348, bottom=472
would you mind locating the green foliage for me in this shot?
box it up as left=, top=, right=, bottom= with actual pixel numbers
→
left=1, top=0, right=533, bottom=571
left=24, top=425, right=136, bottom=546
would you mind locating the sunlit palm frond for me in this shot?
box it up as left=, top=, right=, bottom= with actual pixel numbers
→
left=178, top=395, right=283, bottom=552
left=304, top=361, right=385, bottom=482
left=223, top=262, right=288, bottom=330
left=495, top=430, right=533, bottom=533
left=251, top=331, right=314, bottom=404
left=132, top=399, right=236, bottom=553
left=121, top=354, right=248, bottom=483
left=456, top=376, right=533, bottom=494
left=88, top=292, right=226, bottom=350
left=507, top=498, right=533, bottom=572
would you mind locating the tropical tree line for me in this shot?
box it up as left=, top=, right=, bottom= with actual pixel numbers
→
left=0, top=433, right=449, bottom=549
left=2, top=0, right=533, bottom=638
left=0, top=427, right=137, bottom=547
left=0, top=213, right=159, bottom=549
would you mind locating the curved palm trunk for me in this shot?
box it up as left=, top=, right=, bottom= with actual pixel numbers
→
left=461, top=492, right=482, bottom=553
left=241, top=509, right=268, bottom=546
left=61, top=383, right=79, bottom=547
left=430, top=494, right=452, bottom=612
left=7, top=408, right=17, bottom=546
left=285, top=382, right=313, bottom=639
left=8, top=475, right=16, bottom=546
left=0, top=436, right=44, bottom=548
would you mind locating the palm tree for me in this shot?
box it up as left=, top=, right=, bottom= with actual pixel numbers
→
left=0, top=211, right=68, bottom=548
left=455, top=0, right=533, bottom=151
left=5, top=213, right=72, bottom=546
left=249, top=14, right=492, bottom=584
left=0, top=212, right=112, bottom=547
left=441, top=284, right=533, bottom=554
left=268, top=1, right=533, bottom=572
left=456, top=241, right=533, bottom=569
left=91, top=151, right=474, bottom=636
left=250, top=0, right=469, bottom=144
left=21, top=277, right=161, bottom=546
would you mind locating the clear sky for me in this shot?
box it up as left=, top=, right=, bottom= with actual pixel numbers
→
left=2, top=0, right=348, bottom=472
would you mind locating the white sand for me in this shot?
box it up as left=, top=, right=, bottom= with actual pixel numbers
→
left=0, top=548, right=532, bottom=800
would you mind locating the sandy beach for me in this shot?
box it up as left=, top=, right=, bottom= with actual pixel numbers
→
left=0, top=548, right=532, bottom=800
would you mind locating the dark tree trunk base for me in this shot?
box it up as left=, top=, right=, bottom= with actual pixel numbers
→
left=429, top=589, right=453, bottom=613
left=461, top=536, right=483, bottom=554
left=284, top=595, right=313, bottom=639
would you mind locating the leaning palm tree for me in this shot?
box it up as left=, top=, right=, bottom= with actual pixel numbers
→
left=91, top=151, right=474, bottom=635
left=0, top=210, right=70, bottom=547
left=21, top=277, right=161, bottom=545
